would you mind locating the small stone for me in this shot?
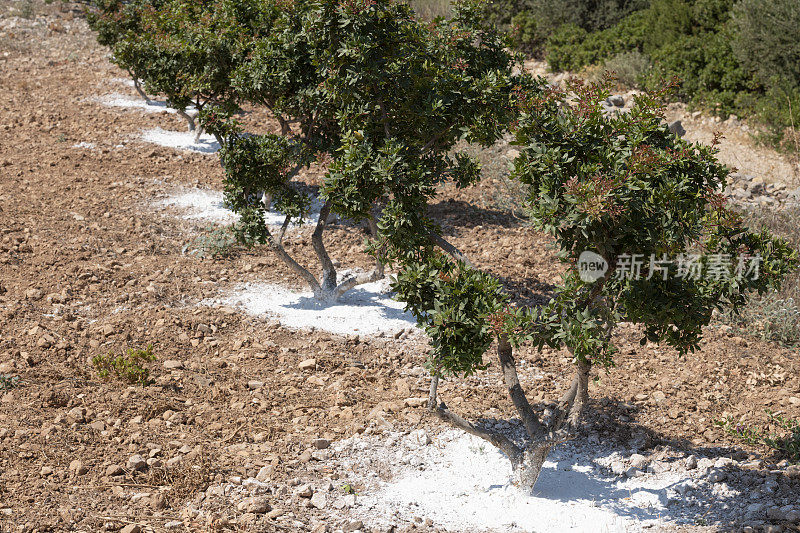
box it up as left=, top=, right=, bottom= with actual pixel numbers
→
left=295, top=484, right=313, bottom=498
left=40, top=466, right=53, bottom=476
left=343, top=520, right=364, bottom=533
left=299, top=450, right=313, bottom=463
left=25, top=288, right=43, bottom=300
left=127, top=454, right=147, bottom=472
left=625, top=466, right=642, bottom=478
left=101, top=324, right=115, bottom=337
left=164, top=521, right=183, bottom=530
left=629, top=453, right=649, bottom=469
left=707, top=468, right=727, bottom=482
left=685, top=455, right=698, bottom=469
left=106, top=464, right=124, bottom=476
left=310, top=492, right=327, bottom=509
left=607, top=95, right=625, bottom=107
left=120, top=525, right=141, bottom=533
left=403, top=397, right=427, bottom=408
left=247, top=380, right=264, bottom=390
left=266, top=508, right=284, bottom=519
left=298, top=359, right=316, bottom=371
left=256, top=465, right=273, bottom=482
left=407, top=429, right=431, bottom=446
left=312, top=438, right=330, bottom=450
left=163, top=360, right=184, bottom=370
left=69, top=460, right=88, bottom=476
left=245, top=497, right=270, bottom=514
left=610, top=460, right=626, bottom=476
left=67, top=407, right=86, bottom=423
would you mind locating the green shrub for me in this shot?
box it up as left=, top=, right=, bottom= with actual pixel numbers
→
left=510, top=11, right=549, bottom=58
left=718, top=206, right=800, bottom=346
left=603, top=50, right=650, bottom=87
left=732, top=0, right=800, bottom=90
left=546, top=9, right=648, bottom=71
left=393, top=76, right=798, bottom=490
left=0, top=375, right=20, bottom=390
left=183, top=225, right=240, bottom=259
left=92, top=345, right=156, bottom=386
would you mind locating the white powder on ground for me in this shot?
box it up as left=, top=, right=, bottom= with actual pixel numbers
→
left=158, top=188, right=321, bottom=227
left=209, top=279, right=416, bottom=336
left=95, top=93, right=177, bottom=114
left=141, top=127, right=220, bottom=154
left=72, top=142, right=96, bottom=150
left=160, top=189, right=239, bottom=224
left=333, top=429, right=749, bottom=532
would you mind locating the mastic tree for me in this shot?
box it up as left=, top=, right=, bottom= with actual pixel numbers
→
left=393, top=76, right=798, bottom=491
left=84, top=0, right=158, bottom=102
left=86, top=0, right=260, bottom=140
left=203, top=0, right=519, bottom=301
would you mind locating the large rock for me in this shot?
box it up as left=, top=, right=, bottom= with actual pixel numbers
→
left=668, top=120, right=686, bottom=137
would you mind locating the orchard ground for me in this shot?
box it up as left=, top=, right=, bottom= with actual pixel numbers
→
left=1, top=2, right=799, bottom=533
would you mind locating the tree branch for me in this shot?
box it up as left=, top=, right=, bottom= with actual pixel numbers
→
left=276, top=214, right=291, bottom=245
left=429, top=231, right=473, bottom=267
left=497, top=335, right=546, bottom=440
left=264, top=225, right=321, bottom=295
left=311, top=201, right=336, bottom=294
left=428, top=374, right=523, bottom=465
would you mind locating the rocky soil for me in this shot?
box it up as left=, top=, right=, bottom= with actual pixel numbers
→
left=0, top=3, right=798, bottom=533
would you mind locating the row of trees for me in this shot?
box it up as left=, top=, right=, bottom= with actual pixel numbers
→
left=86, top=0, right=797, bottom=491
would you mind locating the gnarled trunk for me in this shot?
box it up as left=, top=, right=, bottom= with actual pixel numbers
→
left=513, top=443, right=553, bottom=493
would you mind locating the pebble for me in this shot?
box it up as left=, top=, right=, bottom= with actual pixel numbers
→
left=163, top=360, right=184, bottom=370
left=313, top=438, right=330, bottom=450
left=310, top=492, right=327, bottom=509
left=295, top=484, right=313, bottom=498
left=127, top=454, right=147, bottom=471
left=69, top=459, right=88, bottom=476
left=106, top=464, right=124, bottom=476
left=298, top=359, right=316, bottom=371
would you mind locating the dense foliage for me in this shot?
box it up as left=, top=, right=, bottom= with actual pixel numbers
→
left=541, top=0, right=800, bottom=152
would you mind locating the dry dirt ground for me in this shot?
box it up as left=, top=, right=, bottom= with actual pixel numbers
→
left=0, top=3, right=799, bottom=533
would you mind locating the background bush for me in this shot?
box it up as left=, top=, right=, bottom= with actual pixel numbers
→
left=536, top=0, right=800, bottom=153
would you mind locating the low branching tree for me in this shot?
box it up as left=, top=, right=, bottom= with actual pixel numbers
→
left=87, top=0, right=258, bottom=140
left=204, top=0, right=518, bottom=302
left=85, top=0, right=156, bottom=102
left=394, top=76, right=798, bottom=492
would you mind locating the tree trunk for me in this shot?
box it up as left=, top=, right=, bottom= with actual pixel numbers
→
left=177, top=109, right=196, bottom=133
left=514, top=443, right=553, bottom=493
left=133, top=78, right=150, bottom=103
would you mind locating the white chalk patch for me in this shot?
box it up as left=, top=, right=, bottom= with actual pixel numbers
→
left=334, top=429, right=747, bottom=532
left=112, top=77, right=136, bottom=88
left=160, top=189, right=239, bottom=225
left=158, top=188, right=321, bottom=227
left=95, top=93, right=178, bottom=114
left=141, top=127, right=220, bottom=154
left=209, top=279, right=416, bottom=336
left=72, top=142, right=96, bottom=150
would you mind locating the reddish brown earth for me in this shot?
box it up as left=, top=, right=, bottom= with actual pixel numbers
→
left=0, top=3, right=798, bottom=532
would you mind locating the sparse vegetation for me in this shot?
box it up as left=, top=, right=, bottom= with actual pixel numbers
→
left=92, top=345, right=157, bottom=386
left=718, top=410, right=800, bottom=464
left=718, top=206, right=800, bottom=346
left=0, top=375, right=20, bottom=390
left=183, top=225, right=240, bottom=259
